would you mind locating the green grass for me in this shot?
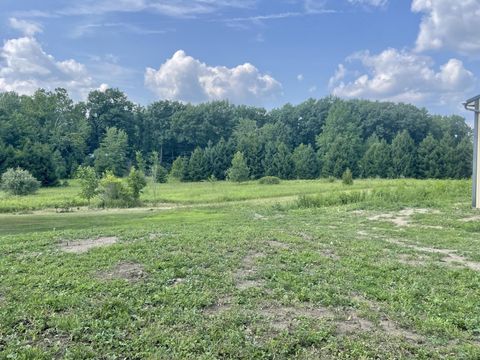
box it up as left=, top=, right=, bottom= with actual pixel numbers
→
left=1, top=179, right=480, bottom=358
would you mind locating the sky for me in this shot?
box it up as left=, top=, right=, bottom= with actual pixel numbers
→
left=0, top=0, right=479, bottom=117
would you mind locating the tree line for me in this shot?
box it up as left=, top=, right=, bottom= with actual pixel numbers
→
left=0, top=88, right=473, bottom=185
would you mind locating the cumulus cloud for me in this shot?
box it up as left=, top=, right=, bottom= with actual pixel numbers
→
left=412, top=0, right=480, bottom=54
left=0, top=37, right=94, bottom=99
left=9, top=17, right=43, bottom=36
left=329, top=48, right=475, bottom=107
left=145, top=50, right=282, bottom=105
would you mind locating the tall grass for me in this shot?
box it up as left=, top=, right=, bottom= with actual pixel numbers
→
left=294, top=180, right=469, bottom=209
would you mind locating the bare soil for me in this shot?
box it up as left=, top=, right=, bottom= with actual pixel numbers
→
left=60, top=236, right=118, bottom=254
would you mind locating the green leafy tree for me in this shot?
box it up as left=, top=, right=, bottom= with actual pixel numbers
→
left=169, top=156, right=187, bottom=181
left=75, top=165, right=98, bottom=204
left=94, top=127, right=129, bottom=176
left=360, top=139, right=391, bottom=178
left=135, top=151, right=146, bottom=173
left=391, top=130, right=416, bottom=178
left=227, top=151, right=250, bottom=182
left=454, top=137, right=472, bottom=179
left=317, top=101, right=363, bottom=177
left=126, top=167, right=147, bottom=201
left=187, top=147, right=208, bottom=181
left=417, top=134, right=440, bottom=179
left=292, top=143, right=319, bottom=179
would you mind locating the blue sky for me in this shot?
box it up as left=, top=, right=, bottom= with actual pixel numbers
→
left=0, top=0, right=479, bottom=116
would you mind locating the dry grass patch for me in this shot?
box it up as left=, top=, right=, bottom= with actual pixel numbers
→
left=60, top=236, right=118, bottom=254
left=234, top=250, right=265, bottom=290
left=369, top=208, right=439, bottom=227
left=97, top=262, right=146, bottom=282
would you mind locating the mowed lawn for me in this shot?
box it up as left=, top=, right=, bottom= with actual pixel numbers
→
left=1, top=179, right=480, bottom=359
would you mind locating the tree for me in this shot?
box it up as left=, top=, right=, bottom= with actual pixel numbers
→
left=417, top=134, right=440, bottom=179
left=292, top=143, right=319, bottom=179
left=170, top=156, right=187, bottom=181
left=391, top=130, right=416, bottom=178
left=454, top=137, right=472, bottom=179
left=317, top=101, right=363, bottom=177
left=75, top=165, right=98, bottom=204
left=126, top=167, right=147, bottom=201
left=268, top=142, right=294, bottom=179
left=360, top=139, right=391, bottom=178
left=187, top=147, right=208, bottom=181
left=135, top=151, right=146, bottom=173
left=227, top=151, right=250, bottom=182
left=1, top=167, right=40, bottom=195
left=94, top=127, right=129, bottom=176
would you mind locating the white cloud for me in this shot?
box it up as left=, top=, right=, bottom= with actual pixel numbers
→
left=348, top=0, right=387, bottom=7
left=55, top=0, right=255, bottom=18
left=329, top=48, right=475, bottom=107
left=0, top=37, right=95, bottom=99
left=412, top=0, right=480, bottom=54
left=9, top=17, right=43, bottom=36
left=297, top=74, right=304, bottom=81
left=145, top=50, right=282, bottom=105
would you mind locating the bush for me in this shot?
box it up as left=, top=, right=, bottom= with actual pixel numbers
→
left=327, top=176, right=336, bottom=183
left=1, top=168, right=40, bottom=195
left=97, top=171, right=132, bottom=208
left=155, top=165, right=168, bottom=183
left=126, top=167, right=147, bottom=201
left=259, top=176, right=281, bottom=185
left=342, top=168, right=353, bottom=185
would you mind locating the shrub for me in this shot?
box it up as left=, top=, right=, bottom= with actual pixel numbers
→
left=259, top=176, right=281, bottom=185
left=97, top=171, right=132, bottom=208
left=155, top=165, right=168, bottom=183
left=75, top=165, right=98, bottom=204
left=1, top=168, right=40, bottom=195
left=126, top=167, right=147, bottom=201
left=327, top=176, right=336, bottom=183
left=342, top=168, right=353, bottom=185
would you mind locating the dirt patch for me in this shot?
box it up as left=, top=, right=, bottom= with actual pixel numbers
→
left=396, top=253, right=428, bottom=267
left=460, top=215, right=480, bottom=222
left=368, top=208, right=439, bottom=228
left=296, top=232, right=314, bottom=241
left=258, top=304, right=333, bottom=331
left=336, top=310, right=375, bottom=334
left=388, top=239, right=480, bottom=271
left=60, top=236, right=118, bottom=254
left=267, top=240, right=290, bottom=250
left=234, top=250, right=265, bottom=290
left=203, top=295, right=233, bottom=315
left=97, top=261, right=145, bottom=282
left=320, top=249, right=340, bottom=260
left=254, top=213, right=268, bottom=220
left=167, top=277, right=185, bottom=286
left=352, top=294, right=424, bottom=342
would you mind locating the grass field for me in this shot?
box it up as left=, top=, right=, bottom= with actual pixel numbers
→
left=1, top=179, right=480, bottom=358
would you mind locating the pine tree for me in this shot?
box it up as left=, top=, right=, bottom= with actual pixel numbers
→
left=454, top=137, right=472, bottom=179
left=187, top=147, right=208, bottom=181
left=170, top=156, right=187, bottom=181
left=267, top=142, right=294, bottom=179
left=292, top=143, right=319, bottom=179
left=417, top=134, right=440, bottom=179
left=94, top=127, right=129, bottom=176
left=391, top=130, right=416, bottom=178
left=227, top=151, right=250, bottom=182
left=360, top=139, right=391, bottom=178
